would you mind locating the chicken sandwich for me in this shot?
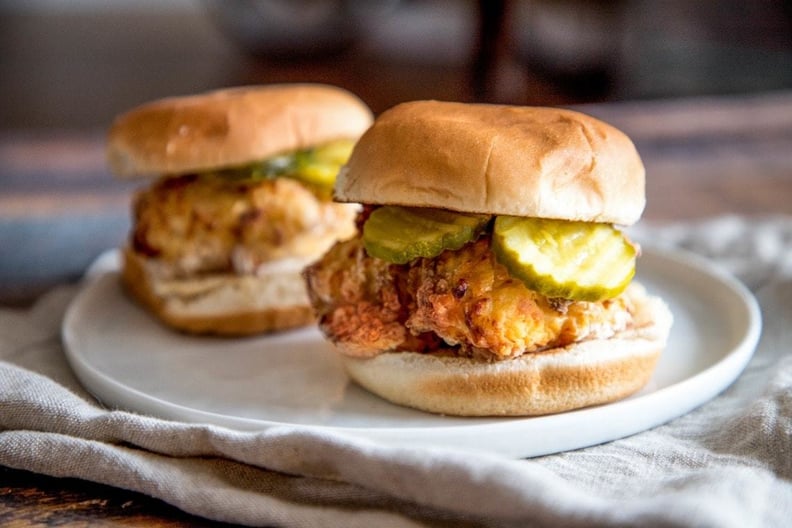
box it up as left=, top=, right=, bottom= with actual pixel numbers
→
left=304, top=100, right=672, bottom=416
left=108, top=84, right=373, bottom=335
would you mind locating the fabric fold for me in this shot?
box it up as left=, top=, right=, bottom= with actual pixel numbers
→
left=2, top=215, right=791, bottom=527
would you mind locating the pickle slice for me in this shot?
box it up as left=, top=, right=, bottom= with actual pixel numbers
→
left=363, top=206, right=490, bottom=264
left=293, top=139, right=356, bottom=187
left=492, top=216, right=636, bottom=301
left=223, top=139, right=356, bottom=189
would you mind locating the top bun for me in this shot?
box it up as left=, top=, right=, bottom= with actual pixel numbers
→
left=107, top=84, right=374, bottom=178
left=335, top=101, right=645, bottom=225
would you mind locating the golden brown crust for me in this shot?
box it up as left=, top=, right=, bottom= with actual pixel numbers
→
left=108, top=84, right=373, bottom=177
left=130, top=173, right=359, bottom=277
left=305, top=235, right=638, bottom=360
left=336, top=101, right=645, bottom=225
left=121, top=247, right=314, bottom=335
left=340, top=285, right=672, bottom=416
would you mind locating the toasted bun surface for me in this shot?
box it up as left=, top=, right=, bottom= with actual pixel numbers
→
left=121, top=248, right=314, bottom=335
left=336, top=101, right=645, bottom=225
left=341, top=284, right=672, bottom=416
left=108, top=84, right=374, bottom=177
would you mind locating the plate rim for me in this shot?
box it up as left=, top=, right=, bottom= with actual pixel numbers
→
left=61, top=245, right=762, bottom=456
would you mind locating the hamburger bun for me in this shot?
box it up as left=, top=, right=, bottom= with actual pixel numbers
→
left=336, top=101, right=645, bottom=225
left=108, top=84, right=374, bottom=177
left=341, top=283, right=672, bottom=416
left=121, top=248, right=315, bottom=335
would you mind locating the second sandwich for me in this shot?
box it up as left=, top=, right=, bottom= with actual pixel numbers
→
left=108, top=84, right=373, bottom=335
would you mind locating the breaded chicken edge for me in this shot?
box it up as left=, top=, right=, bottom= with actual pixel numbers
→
left=340, top=283, right=672, bottom=416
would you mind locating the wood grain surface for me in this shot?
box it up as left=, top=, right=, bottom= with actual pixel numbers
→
left=0, top=467, right=233, bottom=527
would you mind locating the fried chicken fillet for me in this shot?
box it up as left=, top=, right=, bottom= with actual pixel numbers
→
left=132, top=173, right=357, bottom=279
left=306, top=232, right=636, bottom=361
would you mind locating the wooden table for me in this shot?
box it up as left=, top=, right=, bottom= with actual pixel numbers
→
left=2, top=91, right=792, bottom=526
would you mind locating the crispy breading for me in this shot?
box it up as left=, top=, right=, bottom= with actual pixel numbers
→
left=304, top=236, right=441, bottom=357
left=305, top=235, right=634, bottom=360
left=132, top=174, right=357, bottom=278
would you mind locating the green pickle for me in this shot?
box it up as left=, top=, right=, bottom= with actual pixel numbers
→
left=492, top=216, right=636, bottom=301
left=227, top=139, right=356, bottom=189
left=363, top=206, right=490, bottom=264
left=293, top=139, right=356, bottom=187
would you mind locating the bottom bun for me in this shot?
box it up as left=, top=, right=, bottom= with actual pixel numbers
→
left=122, top=248, right=314, bottom=335
left=342, top=284, right=673, bottom=416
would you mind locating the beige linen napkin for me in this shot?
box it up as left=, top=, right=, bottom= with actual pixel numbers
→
left=2, top=215, right=791, bottom=527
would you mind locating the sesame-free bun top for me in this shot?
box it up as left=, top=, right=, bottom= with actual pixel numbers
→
left=336, top=100, right=645, bottom=225
left=107, top=84, right=374, bottom=177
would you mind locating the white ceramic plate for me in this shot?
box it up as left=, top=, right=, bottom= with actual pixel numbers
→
left=62, top=247, right=761, bottom=458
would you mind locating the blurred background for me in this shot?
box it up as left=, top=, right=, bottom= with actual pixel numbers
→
left=1, top=0, right=791, bottom=303
left=2, top=0, right=791, bottom=129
